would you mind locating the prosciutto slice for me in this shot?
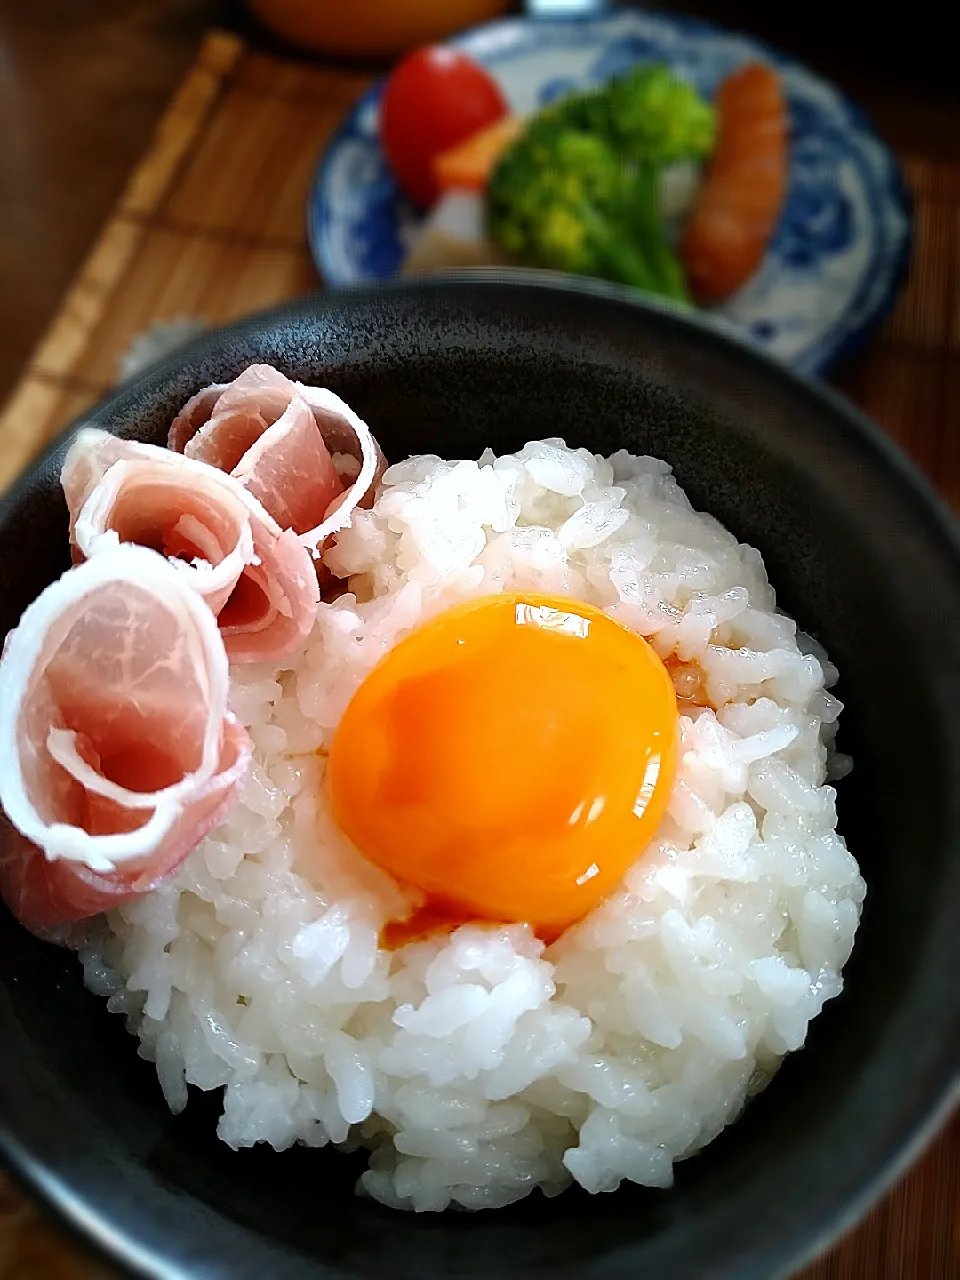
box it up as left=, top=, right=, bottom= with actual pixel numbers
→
left=168, top=364, right=385, bottom=557
left=61, top=429, right=319, bottom=664
left=0, top=545, right=251, bottom=936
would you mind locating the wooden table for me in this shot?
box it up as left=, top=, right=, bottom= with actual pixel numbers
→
left=0, top=7, right=957, bottom=1277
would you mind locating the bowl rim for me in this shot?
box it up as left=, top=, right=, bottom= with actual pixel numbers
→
left=1, top=272, right=958, bottom=1280
left=8, top=269, right=956, bottom=560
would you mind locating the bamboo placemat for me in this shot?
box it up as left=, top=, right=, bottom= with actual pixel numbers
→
left=0, top=27, right=957, bottom=1280
left=0, top=30, right=366, bottom=490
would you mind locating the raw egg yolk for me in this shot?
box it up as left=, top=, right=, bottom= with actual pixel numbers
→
left=327, top=593, right=678, bottom=938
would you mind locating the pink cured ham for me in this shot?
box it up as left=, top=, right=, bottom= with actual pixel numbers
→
left=0, top=545, right=251, bottom=936
left=61, top=429, right=319, bottom=664
left=169, top=364, right=385, bottom=558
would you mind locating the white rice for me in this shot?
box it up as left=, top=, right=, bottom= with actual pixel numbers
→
left=77, top=439, right=865, bottom=1212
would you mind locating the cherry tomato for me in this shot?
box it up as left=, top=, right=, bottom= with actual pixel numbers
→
left=379, top=46, right=508, bottom=208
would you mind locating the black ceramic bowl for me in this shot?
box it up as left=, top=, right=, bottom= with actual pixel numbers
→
left=1, top=276, right=958, bottom=1280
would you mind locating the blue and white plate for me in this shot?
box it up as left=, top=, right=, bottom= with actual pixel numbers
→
left=308, top=9, right=911, bottom=375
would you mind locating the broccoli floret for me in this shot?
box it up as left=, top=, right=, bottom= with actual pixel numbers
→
left=537, top=65, right=715, bottom=164
left=489, top=121, right=687, bottom=298
left=604, top=65, right=716, bottom=164
left=490, top=125, right=621, bottom=272
left=486, top=64, right=714, bottom=300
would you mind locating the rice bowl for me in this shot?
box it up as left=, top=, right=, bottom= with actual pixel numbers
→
left=72, top=436, right=863, bottom=1212
left=2, top=278, right=956, bottom=1280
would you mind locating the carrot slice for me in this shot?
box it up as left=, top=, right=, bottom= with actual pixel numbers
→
left=432, top=115, right=526, bottom=194
left=680, top=63, right=788, bottom=304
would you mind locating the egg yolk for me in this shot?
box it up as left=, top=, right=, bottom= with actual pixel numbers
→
left=327, top=593, right=678, bottom=939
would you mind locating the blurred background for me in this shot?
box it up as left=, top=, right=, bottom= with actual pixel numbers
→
left=0, top=2, right=957, bottom=1277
